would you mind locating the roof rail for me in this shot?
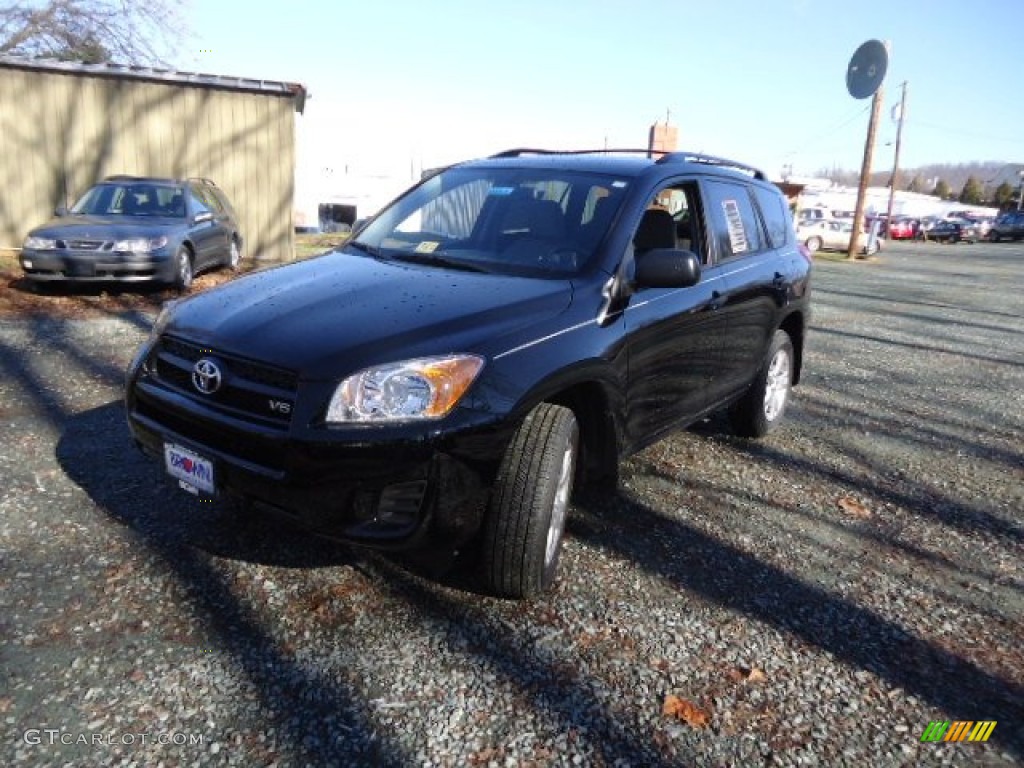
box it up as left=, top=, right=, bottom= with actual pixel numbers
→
left=490, top=148, right=669, bottom=159
left=489, top=148, right=766, bottom=179
left=656, top=152, right=766, bottom=180
left=186, top=177, right=218, bottom=186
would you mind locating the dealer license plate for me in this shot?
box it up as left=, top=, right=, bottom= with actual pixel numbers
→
left=163, top=443, right=215, bottom=495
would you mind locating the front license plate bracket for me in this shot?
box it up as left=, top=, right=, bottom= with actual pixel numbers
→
left=163, top=443, right=215, bottom=495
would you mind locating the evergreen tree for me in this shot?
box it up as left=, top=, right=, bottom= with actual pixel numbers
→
left=994, top=181, right=1015, bottom=206
left=959, top=176, right=983, bottom=205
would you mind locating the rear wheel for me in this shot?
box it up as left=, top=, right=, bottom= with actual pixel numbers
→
left=481, top=403, right=578, bottom=598
left=805, top=236, right=822, bottom=253
left=730, top=330, right=794, bottom=438
left=228, top=238, right=241, bottom=270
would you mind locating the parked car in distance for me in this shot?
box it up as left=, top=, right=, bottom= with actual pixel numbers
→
left=989, top=211, right=1024, bottom=242
left=887, top=217, right=916, bottom=240
left=797, top=218, right=882, bottom=255
left=20, top=176, right=243, bottom=290
left=125, top=148, right=812, bottom=598
left=927, top=219, right=980, bottom=244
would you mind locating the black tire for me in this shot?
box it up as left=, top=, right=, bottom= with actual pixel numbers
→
left=730, top=330, right=794, bottom=438
left=228, top=238, right=241, bottom=271
left=990, top=232, right=1000, bottom=243
left=481, top=403, right=579, bottom=598
left=172, top=246, right=193, bottom=291
left=805, top=236, right=822, bottom=253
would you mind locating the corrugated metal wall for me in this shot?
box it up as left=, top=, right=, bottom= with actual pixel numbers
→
left=0, top=65, right=296, bottom=261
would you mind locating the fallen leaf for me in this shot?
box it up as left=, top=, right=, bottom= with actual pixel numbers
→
left=0, top=696, right=12, bottom=713
left=662, top=695, right=710, bottom=728
left=748, top=667, right=767, bottom=682
left=727, top=666, right=768, bottom=683
left=127, top=669, right=145, bottom=683
left=838, top=496, right=872, bottom=519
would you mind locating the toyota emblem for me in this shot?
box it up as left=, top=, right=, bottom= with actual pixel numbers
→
left=192, top=358, right=222, bottom=395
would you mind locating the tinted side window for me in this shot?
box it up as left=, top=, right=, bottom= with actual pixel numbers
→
left=752, top=185, right=791, bottom=248
left=211, top=188, right=237, bottom=219
left=704, top=180, right=764, bottom=260
left=194, top=186, right=224, bottom=214
left=189, top=189, right=211, bottom=216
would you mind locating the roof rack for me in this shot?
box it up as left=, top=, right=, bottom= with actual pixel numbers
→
left=489, top=148, right=766, bottom=180
left=490, top=148, right=667, bottom=159
left=656, top=152, right=766, bottom=180
left=102, top=174, right=179, bottom=183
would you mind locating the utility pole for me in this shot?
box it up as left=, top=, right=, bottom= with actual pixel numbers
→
left=848, top=81, right=885, bottom=260
left=884, top=81, right=908, bottom=232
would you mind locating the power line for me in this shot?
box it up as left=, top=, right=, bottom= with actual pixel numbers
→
left=781, top=104, right=871, bottom=158
left=909, top=120, right=1023, bottom=146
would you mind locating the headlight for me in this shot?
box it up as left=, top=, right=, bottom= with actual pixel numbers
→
left=113, top=236, right=169, bottom=253
left=326, top=355, right=484, bottom=423
left=24, top=236, right=56, bottom=250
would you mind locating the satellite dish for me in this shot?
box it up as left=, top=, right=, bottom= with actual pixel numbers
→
left=846, top=40, right=888, bottom=99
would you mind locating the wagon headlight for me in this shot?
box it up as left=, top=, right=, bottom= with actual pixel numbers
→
left=113, top=236, right=168, bottom=253
left=326, top=355, right=484, bottom=423
left=24, top=236, right=57, bottom=250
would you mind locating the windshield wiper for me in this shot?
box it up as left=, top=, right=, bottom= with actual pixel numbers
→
left=346, top=240, right=382, bottom=258
left=394, top=251, right=491, bottom=273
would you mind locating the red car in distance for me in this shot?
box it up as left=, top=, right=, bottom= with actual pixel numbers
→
left=887, top=217, right=916, bottom=240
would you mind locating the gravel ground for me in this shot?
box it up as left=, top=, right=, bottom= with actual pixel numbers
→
left=1, top=240, right=1022, bottom=767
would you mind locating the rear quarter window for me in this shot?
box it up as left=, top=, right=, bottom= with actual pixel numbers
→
left=752, top=185, right=792, bottom=248
left=704, top=179, right=764, bottom=260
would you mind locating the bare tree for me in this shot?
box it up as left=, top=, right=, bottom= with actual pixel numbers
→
left=0, top=0, right=190, bottom=66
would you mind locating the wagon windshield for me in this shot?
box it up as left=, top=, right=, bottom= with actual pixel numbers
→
left=71, top=182, right=185, bottom=217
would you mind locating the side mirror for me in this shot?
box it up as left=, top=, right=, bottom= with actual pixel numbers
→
left=54, top=205, right=68, bottom=217
left=193, top=211, right=214, bottom=224
left=634, top=248, right=701, bottom=289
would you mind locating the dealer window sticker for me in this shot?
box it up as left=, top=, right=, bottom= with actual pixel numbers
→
left=721, top=199, right=749, bottom=254
left=414, top=241, right=440, bottom=253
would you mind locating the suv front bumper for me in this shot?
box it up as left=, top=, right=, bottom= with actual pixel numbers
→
left=127, top=381, right=505, bottom=551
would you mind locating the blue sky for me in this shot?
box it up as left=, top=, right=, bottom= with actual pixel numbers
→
left=189, top=0, right=1024, bottom=181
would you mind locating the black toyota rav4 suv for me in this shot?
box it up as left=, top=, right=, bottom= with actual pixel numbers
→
left=125, top=149, right=812, bottom=597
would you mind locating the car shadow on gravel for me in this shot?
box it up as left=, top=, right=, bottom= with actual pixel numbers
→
left=56, top=401, right=412, bottom=765
left=56, top=401, right=695, bottom=766
left=568, top=490, right=1024, bottom=760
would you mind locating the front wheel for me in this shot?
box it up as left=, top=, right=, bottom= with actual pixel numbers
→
left=481, top=403, right=578, bottom=598
left=172, top=246, right=193, bottom=291
left=730, top=330, right=794, bottom=438
left=805, top=236, right=822, bottom=253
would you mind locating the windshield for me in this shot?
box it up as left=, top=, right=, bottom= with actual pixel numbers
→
left=350, top=166, right=629, bottom=277
left=71, top=182, right=186, bottom=217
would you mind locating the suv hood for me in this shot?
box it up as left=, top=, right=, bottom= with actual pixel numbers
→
left=30, top=215, right=184, bottom=239
left=165, top=250, right=574, bottom=379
